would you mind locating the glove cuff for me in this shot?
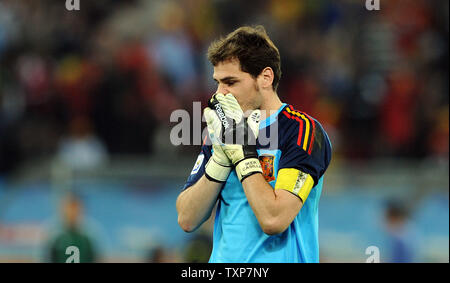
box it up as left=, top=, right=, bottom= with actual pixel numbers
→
left=235, top=158, right=263, bottom=182
left=205, top=158, right=232, bottom=183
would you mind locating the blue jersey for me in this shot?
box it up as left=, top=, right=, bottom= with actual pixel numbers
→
left=182, top=103, right=332, bottom=263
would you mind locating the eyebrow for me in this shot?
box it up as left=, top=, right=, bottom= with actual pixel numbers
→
left=213, top=76, right=239, bottom=83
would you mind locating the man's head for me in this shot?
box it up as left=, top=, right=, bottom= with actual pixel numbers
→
left=207, top=26, right=281, bottom=112
left=62, top=193, right=83, bottom=229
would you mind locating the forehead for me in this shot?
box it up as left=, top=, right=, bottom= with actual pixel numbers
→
left=213, top=59, right=247, bottom=80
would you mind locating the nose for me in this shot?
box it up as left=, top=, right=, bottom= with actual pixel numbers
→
left=216, top=84, right=228, bottom=95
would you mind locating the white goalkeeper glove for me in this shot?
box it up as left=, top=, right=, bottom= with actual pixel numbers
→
left=214, top=93, right=263, bottom=182
left=203, top=100, right=233, bottom=183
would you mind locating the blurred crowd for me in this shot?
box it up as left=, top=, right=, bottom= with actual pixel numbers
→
left=0, top=0, right=448, bottom=177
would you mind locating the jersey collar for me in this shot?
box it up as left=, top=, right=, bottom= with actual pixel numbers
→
left=259, top=103, right=287, bottom=129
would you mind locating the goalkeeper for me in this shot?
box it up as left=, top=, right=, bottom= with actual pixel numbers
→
left=176, top=26, right=332, bottom=263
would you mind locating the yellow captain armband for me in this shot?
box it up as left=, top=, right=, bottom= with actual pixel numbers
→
left=275, top=168, right=315, bottom=202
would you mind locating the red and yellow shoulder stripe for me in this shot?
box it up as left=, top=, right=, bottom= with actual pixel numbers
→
left=282, top=105, right=316, bottom=155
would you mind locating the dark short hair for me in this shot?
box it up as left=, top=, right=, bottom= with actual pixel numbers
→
left=207, top=25, right=282, bottom=91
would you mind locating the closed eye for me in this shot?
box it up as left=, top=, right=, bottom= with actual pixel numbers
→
left=213, top=77, right=238, bottom=87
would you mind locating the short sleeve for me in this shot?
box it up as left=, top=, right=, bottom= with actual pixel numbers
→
left=278, top=115, right=332, bottom=186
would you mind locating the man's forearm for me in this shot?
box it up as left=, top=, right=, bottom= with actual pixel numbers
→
left=241, top=173, right=302, bottom=235
left=176, top=175, right=222, bottom=232
left=241, top=173, right=279, bottom=226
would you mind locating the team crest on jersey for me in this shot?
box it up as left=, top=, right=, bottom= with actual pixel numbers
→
left=259, top=154, right=275, bottom=182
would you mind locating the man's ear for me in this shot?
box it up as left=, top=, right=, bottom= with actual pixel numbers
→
left=258, top=67, right=274, bottom=89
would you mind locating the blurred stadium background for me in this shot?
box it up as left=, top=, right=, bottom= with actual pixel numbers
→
left=0, top=0, right=448, bottom=262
